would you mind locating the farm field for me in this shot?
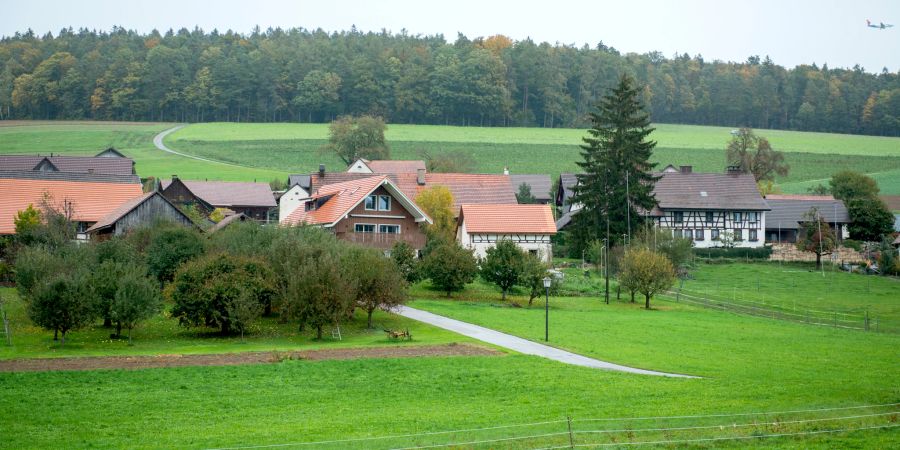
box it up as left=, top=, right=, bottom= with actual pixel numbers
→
left=0, top=121, right=284, bottom=182
left=2, top=290, right=897, bottom=448
left=167, top=122, right=900, bottom=194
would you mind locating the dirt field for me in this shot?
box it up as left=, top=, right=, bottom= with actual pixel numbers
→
left=0, top=344, right=500, bottom=372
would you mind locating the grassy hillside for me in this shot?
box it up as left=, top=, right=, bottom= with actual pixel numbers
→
left=0, top=121, right=285, bottom=182
left=168, top=122, right=900, bottom=194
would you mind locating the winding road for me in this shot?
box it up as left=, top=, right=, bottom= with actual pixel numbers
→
left=152, top=124, right=247, bottom=168
left=395, top=305, right=699, bottom=378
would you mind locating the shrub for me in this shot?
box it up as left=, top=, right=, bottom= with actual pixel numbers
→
left=146, top=227, right=205, bottom=283
left=842, top=239, right=863, bottom=251
left=28, top=275, right=95, bottom=345
left=422, top=241, right=478, bottom=297
left=390, top=241, right=420, bottom=283
left=480, top=240, right=526, bottom=300
left=110, top=268, right=162, bottom=343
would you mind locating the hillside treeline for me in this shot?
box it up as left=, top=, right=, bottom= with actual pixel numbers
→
left=1, top=26, right=898, bottom=135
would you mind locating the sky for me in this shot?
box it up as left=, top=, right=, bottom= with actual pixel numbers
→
left=3, top=0, right=899, bottom=72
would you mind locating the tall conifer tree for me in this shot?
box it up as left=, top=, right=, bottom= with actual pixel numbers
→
left=570, top=74, right=659, bottom=253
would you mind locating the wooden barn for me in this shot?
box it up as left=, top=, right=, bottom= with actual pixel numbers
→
left=86, top=191, right=196, bottom=239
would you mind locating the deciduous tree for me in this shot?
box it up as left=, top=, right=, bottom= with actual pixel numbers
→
left=480, top=239, right=526, bottom=300
left=422, top=241, right=477, bottom=297
left=618, top=248, right=675, bottom=309
left=415, top=185, right=456, bottom=240
left=351, top=248, right=408, bottom=328
left=795, top=208, right=837, bottom=270
left=725, top=128, right=789, bottom=182
left=323, top=115, right=389, bottom=165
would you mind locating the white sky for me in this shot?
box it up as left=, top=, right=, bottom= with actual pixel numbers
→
left=3, top=0, right=899, bottom=72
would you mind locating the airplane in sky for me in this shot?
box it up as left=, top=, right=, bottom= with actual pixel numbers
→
left=866, top=19, right=894, bottom=29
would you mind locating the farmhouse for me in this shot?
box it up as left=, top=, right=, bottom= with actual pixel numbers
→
left=0, top=171, right=143, bottom=238
left=281, top=164, right=517, bottom=220
left=764, top=194, right=850, bottom=243
left=161, top=177, right=277, bottom=221
left=555, top=166, right=770, bottom=248
left=457, top=204, right=557, bottom=262
left=85, top=191, right=195, bottom=239
left=282, top=175, right=432, bottom=251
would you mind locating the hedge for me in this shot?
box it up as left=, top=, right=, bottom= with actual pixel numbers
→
left=693, top=246, right=773, bottom=260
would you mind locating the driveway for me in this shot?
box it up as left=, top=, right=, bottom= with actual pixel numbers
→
left=152, top=124, right=245, bottom=168
left=395, top=305, right=698, bottom=378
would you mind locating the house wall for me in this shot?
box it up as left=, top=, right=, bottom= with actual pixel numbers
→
left=655, top=210, right=767, bottom=248
left=278, top=185, right=310, bottom=222
left=229, top=206, right=270, bottom=221
left=458, top=222, right=554, bottom=263
left=765, top=223, right=849, bottom=244
left=162, top=180, right=212, bottom=215
left=347, top=161, right=373, bottom=173
left=332, top=186, right=427, bottom=250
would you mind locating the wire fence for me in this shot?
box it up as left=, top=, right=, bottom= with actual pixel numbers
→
left=659, top=286, right=899, bottom=334
left=205, top=403, right=900, bottom=449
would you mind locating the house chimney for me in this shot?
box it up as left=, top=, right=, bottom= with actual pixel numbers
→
left=680, top=165, right=692, bottom=174
left=318, top=164, right=326, bottom=177
left=503, top=167, right=509, bottom=175
left=417, top=168, right=426, bottom=186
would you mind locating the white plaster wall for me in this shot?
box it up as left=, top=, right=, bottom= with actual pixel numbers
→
left=278, top=185, right=310, bottom=223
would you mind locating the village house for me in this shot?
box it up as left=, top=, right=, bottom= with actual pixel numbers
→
left=457, top=204, right=557, bottom=263
left=161, top=177, right=277, bottom=221
left=555, top=166, right=770, bottom=248
left=0, top=171, right=143, bottom=239
left=0, top=149, right=136, bottom=176
left=85, top=191, right=196, bottom=239
left=282, top=175, right=432, bottom=252
left=764, top=194, right=850, bottom=243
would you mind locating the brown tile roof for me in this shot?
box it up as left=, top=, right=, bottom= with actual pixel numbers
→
left=160, top=179, right=276, bottom=208
left=764, top=195, right=850, bottom=229
left=366, top=160, right=426, bottom=173
left=510, top=174, right=553, bottom=201
left=652, top=172, right=769, bottom=211
left=0, top=155, right=135, bottom=176
left=460, top=204, right=557, bottom=234
left=284, top=176, right=430, bottom=227
left=0, top=177, right=144, bottom=234
left=308, top=172, right=517, bottom=214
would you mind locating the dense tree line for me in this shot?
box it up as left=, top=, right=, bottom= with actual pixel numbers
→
left=1, top=27, right=898, bottom=135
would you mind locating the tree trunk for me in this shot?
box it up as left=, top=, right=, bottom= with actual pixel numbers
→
left=103, top=317, right=112, bottom=327
left=630, top=291, right=635, bottom=303
left=616, top=284, right=621, bottom=300
left=645, top=294, right=651, bottom=310
left=128, top=328, right=133, bottom=345
left=502, top=288, right=506, bottom=300
left=54, top=328, right=58, bottom=341
left=816, top=252, right=822, bottom=270
left=60, top=331, right=66, bottom=346
left=115, top=322, right=122, bottom=338
left=316, top=325, right=323, bottom=340
left=367, top=309, right=374, bottom=329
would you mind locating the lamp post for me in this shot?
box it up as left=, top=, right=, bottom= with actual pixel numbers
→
left=602, top=238, right=609, bottom=304
left=543, top=276, right=552, bottom=341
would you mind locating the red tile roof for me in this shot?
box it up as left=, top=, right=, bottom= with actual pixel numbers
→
left=285, top=176, right=388, bottom=226
left=0, top=178, right=144, bottom=234
left=160, top=179, right=276, bottom=207
left=459, top=204, right=557, bottom=234
left=366, top=160, right=426, bottom=174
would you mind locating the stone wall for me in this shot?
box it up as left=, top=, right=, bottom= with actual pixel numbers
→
left=769, top=243, right=866, bottom=263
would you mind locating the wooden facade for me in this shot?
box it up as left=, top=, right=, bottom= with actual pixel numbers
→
left=330, top=186, right=427, bottom=250
left=88, top=193, right=195, bottom=239
left=161, top=178, right=213, bottom=215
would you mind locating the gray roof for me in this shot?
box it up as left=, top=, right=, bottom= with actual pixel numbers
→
left=161, top=179, right=276, bottom=207
left=557, top=173, right=579, bottom=206
left=0, top=155, right=134, bottom=176
left=288, top=174, right=311, bottom=190
left=653, top=172, right=769, bottom=211
left=510, top=174, right=552, bottom=201
left=85, top=191, right=194, bottom=233
left=0, top=170, right=140, bottom=184
left=764, top=195, right=850, bottom=229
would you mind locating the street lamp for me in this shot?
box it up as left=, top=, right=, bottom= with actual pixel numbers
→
left=602, top=238, right=609, bottom=304
left=543, top=276, right=552, bottom=342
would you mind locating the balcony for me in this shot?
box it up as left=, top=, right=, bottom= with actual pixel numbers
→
left=338, top=231, right=425, bottom=250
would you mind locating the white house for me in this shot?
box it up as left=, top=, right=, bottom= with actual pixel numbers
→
left=347, top=159, right=426, bottom=174
left=457, top=204, right=557, bottom=263
left=279, top=174, right=312, bottom=221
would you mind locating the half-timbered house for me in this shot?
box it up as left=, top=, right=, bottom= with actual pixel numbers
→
left=457, top=204, right=557, bottom=262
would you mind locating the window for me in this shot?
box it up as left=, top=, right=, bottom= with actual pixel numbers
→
left=529, top=249, right=538, bottom=256
left=705, top=211, right=714, bottom=224
left=733, top=212, right=742, bottom=223
left=695, top=229, right=704, bottom=241
left=378, top=195, right=391, bottom=211
left=747, top=212, right=758, bottom=223
left=674, top=211, right=684, bottom=224
left=733, top=228, right=743, bottom=241
left=684, top=229, right=692, bottom=240
left=674, top=229, right=683, bottom=238
left=711, top=229, right=720, bottom=240
left=749, top=229, right=758, bottom=241
left=364, top=195, right=377, bottom=210
left=355, top=224, right=375, bottom=233
left=379, top=224, right=400, bottom=234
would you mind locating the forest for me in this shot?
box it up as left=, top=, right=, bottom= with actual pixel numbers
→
left=0, top=26, right=898, bottom=136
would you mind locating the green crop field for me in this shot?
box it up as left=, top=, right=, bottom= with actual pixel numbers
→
left=0, top=121, right=284, bottom=182
left=2, top=262, right=899, bottom=448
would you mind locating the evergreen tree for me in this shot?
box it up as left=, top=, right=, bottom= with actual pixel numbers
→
left=570, top=74, right=659, bottom=254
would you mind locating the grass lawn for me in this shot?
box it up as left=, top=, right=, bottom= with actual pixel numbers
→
left=0, top=288, right=465, bottom=360
left=0, top=121, right=285, bottom=182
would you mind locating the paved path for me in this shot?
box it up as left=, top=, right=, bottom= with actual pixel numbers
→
left=152, top=124, right=246, bottom=168
left=395, top=305, right=699, bottom=378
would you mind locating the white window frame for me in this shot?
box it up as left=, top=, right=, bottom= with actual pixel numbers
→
left=355, top=223, right=376, bottom=233
left=379, top=224, right=401, bottom=234
left=364, top=195, right=377, bottom=211
left=749, top=229, right=758, bottom=242
left=378, top=195, right=391, bottom=211
left=711, top=229, right=720, bottom=240
left=733, top=211, right=742, bottom=223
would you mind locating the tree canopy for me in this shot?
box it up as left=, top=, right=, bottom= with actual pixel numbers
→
left=725, top=128, right=789, bottom=181
left=0, top=28, right=896, bottom=135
